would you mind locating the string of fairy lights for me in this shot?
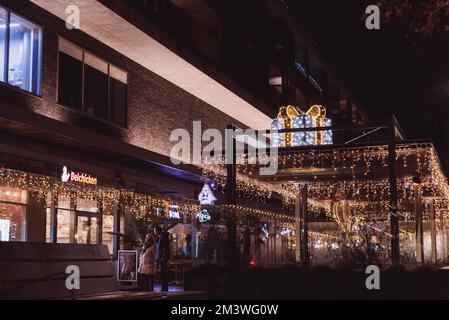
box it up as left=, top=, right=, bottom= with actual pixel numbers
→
left=0, top=168, right=200, bottom=218
left=203, top=143, right=449, bottom=226
left=0, top=167, right=299, bottom=224
left=1, top=142, right=449, bottom=247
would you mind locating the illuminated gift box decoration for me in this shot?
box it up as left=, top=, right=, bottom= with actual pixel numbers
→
left=271, top=105, right=333, bottom=147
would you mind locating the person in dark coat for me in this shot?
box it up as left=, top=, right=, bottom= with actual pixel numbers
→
left=154, top=225, right=170, bottom=291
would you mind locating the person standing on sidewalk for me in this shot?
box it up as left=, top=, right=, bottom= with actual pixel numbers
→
left=154, top=225, right=170, bottom=292
left=138, top=234, right=156, bottom=291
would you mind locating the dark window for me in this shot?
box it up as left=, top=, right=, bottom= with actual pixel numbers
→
left=58, top=52, right=82, bottom=110
left=84, top=65, right=108, bottom=119
left=110, top=77, right=127, bottom=127
left=57, top=38, right=128, bottom=127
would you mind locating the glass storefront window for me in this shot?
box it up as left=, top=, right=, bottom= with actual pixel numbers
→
left=170, top=233, right=191, bottom=259
left=0, top=187, right=27, bottom=204
left=45, top=207, right=51, bottom=243
left=57, top=196, right=71, bottom=210
left=44, top=195, right=119, bottom=254
left=56, top=209, right=72, bottom=243
left=120, top=214, right=125, bottom=249
left=6, top=12, right=42, bottom=94
left=0, top=187, right=27, bottom=242
left=90, top=217, right=98, bottom=244
left=0, top=203, right=26, bottom=242
left=102, top=204, right=114, bottom=255
left=76, top=198, right=99, bottom=213
left=0, top=8, right=6, bottom=82
left=75, top=215, right=89, bottom=244
left=43, top=192, right=124, bottom=256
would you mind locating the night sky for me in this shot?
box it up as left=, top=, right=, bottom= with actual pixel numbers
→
left=286, top=0, right=449, bottom=165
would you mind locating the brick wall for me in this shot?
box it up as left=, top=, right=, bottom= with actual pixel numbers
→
left=0, top=0, right=247, bottom=160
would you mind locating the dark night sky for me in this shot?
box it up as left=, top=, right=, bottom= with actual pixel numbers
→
left=286, top=0, right=440, bottom=142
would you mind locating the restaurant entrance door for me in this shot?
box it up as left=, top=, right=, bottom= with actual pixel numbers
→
left=75, top=211, right=102, bottom=244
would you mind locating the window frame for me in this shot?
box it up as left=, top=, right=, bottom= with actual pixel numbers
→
left=0, top=188, right=28, bottom=242
left=0, top=6, right=43, bottom=96
left=56, top=37, right=129, bottom=128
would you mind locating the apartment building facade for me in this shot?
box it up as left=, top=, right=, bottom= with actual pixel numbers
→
left=0, top=0, right=369, bottom=262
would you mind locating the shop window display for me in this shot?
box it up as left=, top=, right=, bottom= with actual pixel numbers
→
left=0, top=187, right=27, bottom=242
left=56, top=209, right=72, bottom=244
left=44, top=194, right=118, bottom=256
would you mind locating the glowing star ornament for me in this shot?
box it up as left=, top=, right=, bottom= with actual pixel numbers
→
left=198, top=183, right=217, bottom=205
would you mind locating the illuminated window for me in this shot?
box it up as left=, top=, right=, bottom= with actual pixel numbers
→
left=0, top=8, right=6, bottom=82
left=101, top=204, right=115, bottom=254
left=45, top=194, right=119, bottom=255
left=0, top=7, right=42, bottom=94
left=0, top=187, right=27, bottom=242
left=57, top=38, right=128, bottom=127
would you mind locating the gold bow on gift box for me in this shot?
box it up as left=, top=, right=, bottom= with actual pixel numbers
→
left=278, top=105, right=327, bottom=146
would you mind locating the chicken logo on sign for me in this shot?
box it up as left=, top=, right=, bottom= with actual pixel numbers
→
left=61, top=166, right=71, bottom=183
left=198, top=183, right=217, bottom=205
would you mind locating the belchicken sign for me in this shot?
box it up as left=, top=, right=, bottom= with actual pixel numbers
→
left=61, top=166, right=97, bottom=185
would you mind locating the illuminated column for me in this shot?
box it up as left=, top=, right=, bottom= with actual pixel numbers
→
left=430, top=201, right=437, bottom=264
left=295, top=189, right=301, bottom=263
left=97, top=200, right=103, bottom=245
left=440, top=209, right=447, bottom=262
left=299, top=184, right=309, bottom=264
left=112, top=201, right=122, bottom=259
left=414, top=182, right=424, bottom=264
left=70, top=197, right=76, bottom=244
left=191, top=217, right=198, bottom=262
left=49, top=191, right=57, bottom=243
left=445, top=211, right=449, bottom=262
left=388, top=117, right=400, bottom=264
left=273, top=220, right=278, bottom=264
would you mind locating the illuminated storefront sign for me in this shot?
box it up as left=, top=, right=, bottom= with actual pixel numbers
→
left=197, top=209, right=211, bottom=223
left=61, top=166, right=97, bottom=185
left=198, top=183, right=217, bottom=205
left=168, top=204, right=181, bottom=219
